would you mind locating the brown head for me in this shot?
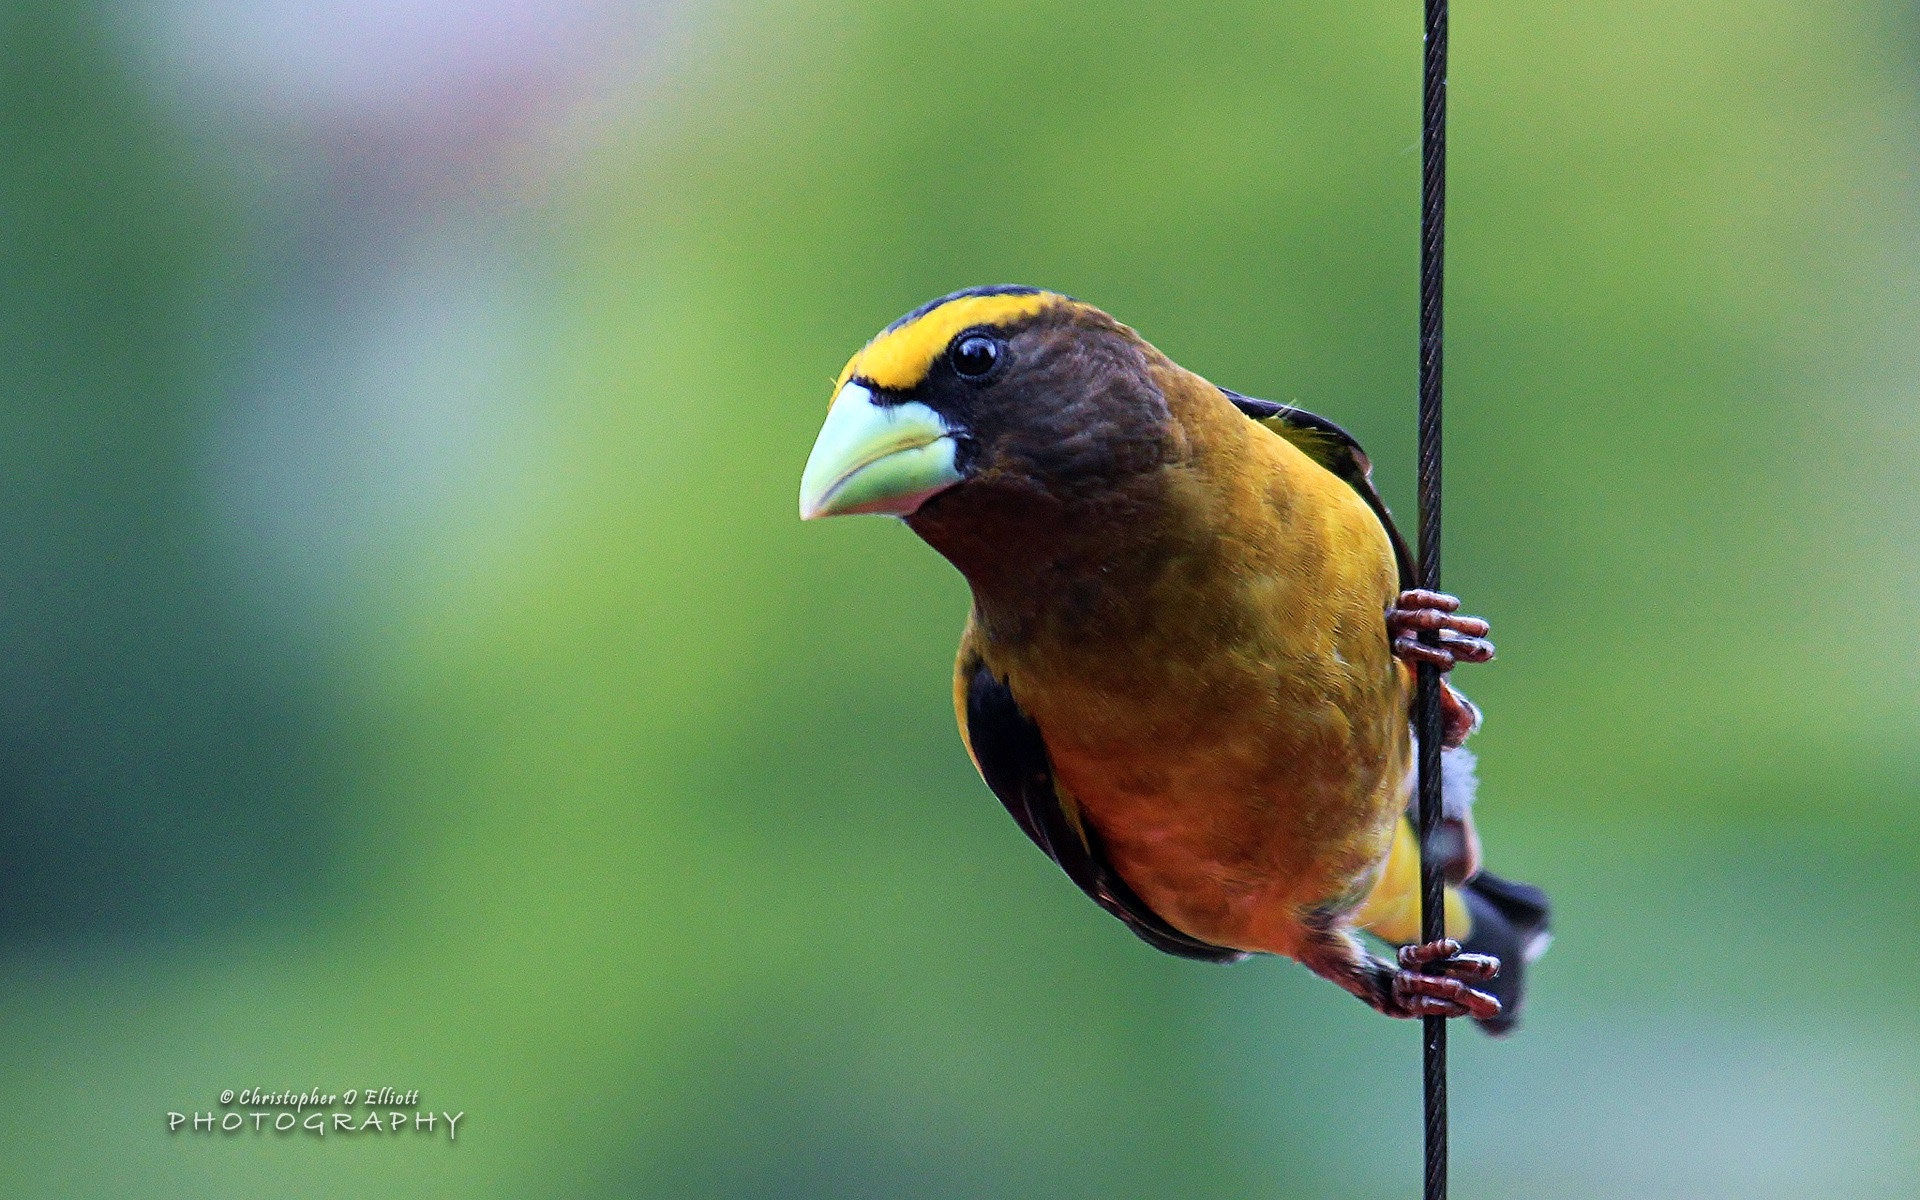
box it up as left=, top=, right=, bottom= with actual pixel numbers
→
left=798, top=287, right=1229, bottom=594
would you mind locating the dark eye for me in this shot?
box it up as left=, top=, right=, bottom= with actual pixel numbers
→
left=950, top=333, right=1002, bottom=379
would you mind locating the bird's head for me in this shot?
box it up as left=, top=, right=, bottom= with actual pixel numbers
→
left=798, top=287, right=1179, bottom=528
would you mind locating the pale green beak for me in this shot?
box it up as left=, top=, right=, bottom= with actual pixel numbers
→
left=798, top=383, right=964, bottom=520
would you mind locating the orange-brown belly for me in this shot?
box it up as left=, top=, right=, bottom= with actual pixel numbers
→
left=1044, top=711, right=1409, bottom=961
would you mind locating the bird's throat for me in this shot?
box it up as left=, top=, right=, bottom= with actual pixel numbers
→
left=909, top=470, right=1213, bottom=654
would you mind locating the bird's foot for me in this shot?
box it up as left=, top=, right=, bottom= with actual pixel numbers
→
left=1387, top=590, right=1494, bottom=672
left=1389, top=590, right=1491, bottom=747
left=1389, top=939, right=1502, bottom=1021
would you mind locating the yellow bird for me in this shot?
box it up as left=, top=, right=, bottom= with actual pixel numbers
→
left=800, top=286, right=1549, bottom=1032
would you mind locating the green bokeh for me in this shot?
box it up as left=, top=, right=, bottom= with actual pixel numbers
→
left=3, top=2, right=1917, bottom=1197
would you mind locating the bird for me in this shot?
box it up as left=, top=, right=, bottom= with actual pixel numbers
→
left=798, top=285, right=1549, bottom=1032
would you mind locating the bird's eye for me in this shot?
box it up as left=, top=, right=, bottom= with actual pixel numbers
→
left=950, top=333, right=1002, bottom=379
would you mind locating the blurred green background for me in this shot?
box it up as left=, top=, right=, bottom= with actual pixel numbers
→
left=2, top=1, right=1916, bottom=1196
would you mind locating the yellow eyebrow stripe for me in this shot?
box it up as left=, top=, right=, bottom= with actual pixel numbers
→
left=834, top=292, right=1058, bottom=394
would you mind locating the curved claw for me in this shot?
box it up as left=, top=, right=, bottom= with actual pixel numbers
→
left=1393, top=976, right=1502, bottom=1020
left=1388, top=590, right=1495, bottom=675
left=1386, top=605, right=1489, bottom=638
left=1399, top=939, right=1499, bottom=979
left=1389, top=939, right=1503, bottom=1020
left=1392, top=632, right=1495, bottom=669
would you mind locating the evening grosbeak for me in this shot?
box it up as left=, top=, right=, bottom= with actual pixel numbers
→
left=799, top=287, right=1549, bottom=1033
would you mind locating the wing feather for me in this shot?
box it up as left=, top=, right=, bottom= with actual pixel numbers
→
left=1221, top=388, right=1414, bottom=590
left=959, top=652, right=1246, bottom=964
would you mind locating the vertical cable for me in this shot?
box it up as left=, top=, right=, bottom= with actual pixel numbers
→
left=1416, top=2, right=1450, bottom=1199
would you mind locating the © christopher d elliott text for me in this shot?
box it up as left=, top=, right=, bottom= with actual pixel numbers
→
left=167, top=1088, right=463, bottom=1140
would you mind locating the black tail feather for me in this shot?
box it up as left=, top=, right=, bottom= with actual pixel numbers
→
left=1458, top=871, right=1551, bottom=1036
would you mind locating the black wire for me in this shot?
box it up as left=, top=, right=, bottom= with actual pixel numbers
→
left=1416, top=2, right=1449, bottom=1199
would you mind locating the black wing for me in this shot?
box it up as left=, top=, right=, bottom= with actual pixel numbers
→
left=1221, top=389, right=1414, bottom=590
left=962, top=656, right=1247, bottom=964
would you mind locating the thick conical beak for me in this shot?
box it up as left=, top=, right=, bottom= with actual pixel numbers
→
left=798, top=383, right=963, bottom=520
